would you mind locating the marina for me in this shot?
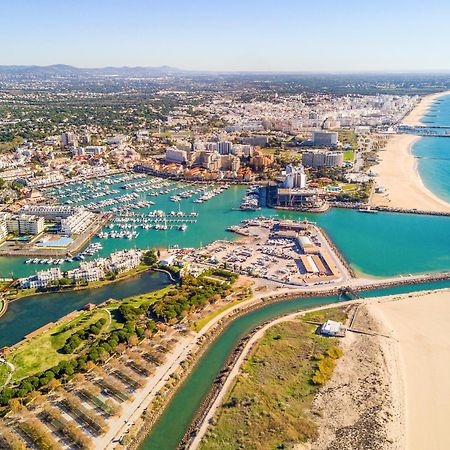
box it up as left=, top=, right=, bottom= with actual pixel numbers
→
left=0, top=183, right=449, bottom=278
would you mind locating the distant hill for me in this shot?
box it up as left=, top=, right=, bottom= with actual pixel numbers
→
left=0, top=64, right=187, bottom=78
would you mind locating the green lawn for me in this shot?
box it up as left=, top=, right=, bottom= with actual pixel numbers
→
left=8, top=309, right=110, bottom=382
left=200, top=307, right=347, bottom=450
left=106, top=286, right=172, bottom=330
left=343, top=150, right=355, bottom=161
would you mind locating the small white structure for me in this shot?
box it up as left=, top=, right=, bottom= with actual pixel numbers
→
left=320, top=320, right=344, bottom=337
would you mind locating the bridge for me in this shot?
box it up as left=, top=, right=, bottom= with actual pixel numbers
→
left=397, top=124, right=450, bottom=137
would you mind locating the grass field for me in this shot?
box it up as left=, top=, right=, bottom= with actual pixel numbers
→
left=343, top=149, right=355, bottom=161
left=0, top=362, right=11, bottom=387
left=199, top=307, right=346, bottom=450
left=107, top=285, right=172, bottom=330
left=5, top=286, right=172, bottom=382
left=8, top=309, right=110, bottom=382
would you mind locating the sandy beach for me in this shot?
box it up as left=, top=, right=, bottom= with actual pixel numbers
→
left=190, top=287, right=450, bottom=450
left=369, top=290, right=450, bottom=450
left=402, top=90, right=450, bottom=126
left=372, top=89, right=450, bottom=212
left=371, top=133, right=450, bottom=212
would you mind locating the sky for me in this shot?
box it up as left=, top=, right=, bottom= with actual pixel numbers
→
left=1, top=0, right=450, bottom=72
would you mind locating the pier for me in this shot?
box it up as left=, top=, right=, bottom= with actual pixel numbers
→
left=397, top=124, right=450, bottom=137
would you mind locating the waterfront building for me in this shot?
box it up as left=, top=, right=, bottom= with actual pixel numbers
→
left=276, top=164, right=326, bottom=210
left=20, top=205, right=79, bottom=220
left=19, top=205, right=96, bottom=235
left=1, top=212, right=45, bottom=235
left=302, top=149, right=344, bottom=168
left=68, top=264, right=104, bottom=283
left=109, top=249, right=142, bottom=273
left=21, top=267, right=61, bottom=289
left=283, top=164, right=307, bottom=189
left=60, top=209, right=96, bottom=234
left=311, top=131, right=338, bottom=147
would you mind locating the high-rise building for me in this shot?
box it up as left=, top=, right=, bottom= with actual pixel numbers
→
left=217, top=141, right=233, bottom=155
left=165, top=147, right=188, bottom=164
left=311, top=131, right=338, bottom=147
left=302, top=150, right=343, bottom=168
left=61, top=132, right=78, bottom=148
left=283, top=164, right=307, bottom=189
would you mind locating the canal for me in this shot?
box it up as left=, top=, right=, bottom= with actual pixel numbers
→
left=141, top=279, right=450, bottom=449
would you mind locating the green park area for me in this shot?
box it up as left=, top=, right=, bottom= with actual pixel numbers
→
left=0, top=266, right=237, bottom=407
left=200, top=307, right=347, bottom=450
left=8, top=309, right=110, bottom=382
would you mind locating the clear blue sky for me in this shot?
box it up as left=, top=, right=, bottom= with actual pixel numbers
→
left=2, top=0, right=450, bottom=71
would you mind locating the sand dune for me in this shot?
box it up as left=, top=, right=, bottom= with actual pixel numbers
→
left=369, top=290, right=450, bottom=450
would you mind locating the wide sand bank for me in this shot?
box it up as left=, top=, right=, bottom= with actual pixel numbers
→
left=369, top=290, right=450, bottom=450
left=371, top=134, right=450, bottom=212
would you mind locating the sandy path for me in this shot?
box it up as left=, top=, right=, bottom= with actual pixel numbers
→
left=369, top=290, right=450, bottom=450
left=371, top=134, right=450, bottom=212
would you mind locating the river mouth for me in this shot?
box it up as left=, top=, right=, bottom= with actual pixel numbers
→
left=140, top=278, right=450, bottom=450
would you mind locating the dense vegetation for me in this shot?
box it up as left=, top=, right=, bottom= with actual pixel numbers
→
left=0, top=269, right=236, bottom=406
left=151, top=273, right=234, bottom=323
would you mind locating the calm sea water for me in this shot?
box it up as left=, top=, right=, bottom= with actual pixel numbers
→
left=412, top=93, right=450, bottom=202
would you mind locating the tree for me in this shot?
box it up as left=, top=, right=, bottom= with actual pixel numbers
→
left=142, top=249, right=157, bottom=266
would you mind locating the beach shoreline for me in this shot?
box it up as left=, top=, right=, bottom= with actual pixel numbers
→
left=372, top=90, right=450, bottom=212
left=190, top=287, right=450, bottom=450
left=401, top=90, right=450, bottom=126
left=368, top=289, right=450, bottom=450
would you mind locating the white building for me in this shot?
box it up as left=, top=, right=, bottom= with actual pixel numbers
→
left=283, top=164, right=307, bottom=189
left=60, top=209, right=95, bottom=235
left=311, top=131, right=338, bottom=147
left=109, top=249, right=142, bottom=273
left=320, top=320, right=345, bottom=336
left=20, top=205, right=95, bottom=235
left=1, top=212, right=45, bottom=235
left=22, top=267, right=62, bottom=289
left=165, top=147, right=188, bottom=164
left=302, top=150, right=343, bottom=168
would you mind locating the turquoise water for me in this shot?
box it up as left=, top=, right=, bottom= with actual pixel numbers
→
left=1, top=184, right=450, bottom=279
left=141, top=279, right=450, bottom=450
left=412, top=93, right=450, bottom=202
left=0, top=270, right=170, bottom=348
